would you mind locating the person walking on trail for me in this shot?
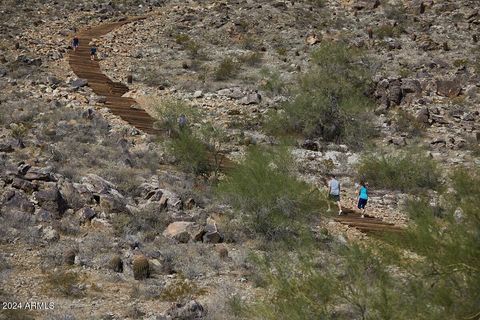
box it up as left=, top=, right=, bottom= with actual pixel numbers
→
left=357, top=181, right=369, bottom=218
left=90, top=45, right=97, bottom=61
left=178, top=114, right=187, bottom=130
left=328, top=174, right=342, bottom=215
left=72, top=36, right=79, bottom=51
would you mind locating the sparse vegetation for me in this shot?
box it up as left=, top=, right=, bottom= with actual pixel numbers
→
left=238, top=51, right=263, bottom=67
left=217, top=146, right=326, bottom=241
left=266, top=41, right=375, bottom=150
left=160, top=277, right=206, bottom=302
left=358, top=149, right=441, bottom=192
left=214, top=57, right=240, bottom=81
left=45, top=270, right=85, bottom=297
left=394, top=109, right=426, bottom=137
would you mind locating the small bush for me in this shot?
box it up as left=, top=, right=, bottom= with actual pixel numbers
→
left=152, top=98, right=200, bottom=134
left=214, top=57, right=239, bottom=81
left=373, top=24, right=399, bottom=39
left=175, top=33, right=190, bottom=45
left=259, top=68, right=286, bottom=95
left=267, top=41, right=375, bottom=150
left=133, top=255, right=150, bottom=280
left=217, top=146, right=326, bottom=241
left=358, top=149, right=441, bottom=192
left=394, top=109, right=426, bottom=137
left=168, top=130, right=211, bottom=176
left=111, top=207, right=171, bottom=238
left=160, top=277, right=206, bottom=302
left=238, top=52, right=263, bottom=67
left=45, top=270, right=85, bottom=297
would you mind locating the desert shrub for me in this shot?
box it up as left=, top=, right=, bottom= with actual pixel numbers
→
left=259, top=68, right=286, bottom=95
left=217, top=146, right=326, bottom=241
left=160, top=277, right=206, bottom=302
left=168, top=130, right=211, bottom=176
left=175, top=33, right=190, bottom=45
left=238, top=52, right=263, bottom=67
left=267, top=41, right=375, bottom=150
left=246, top=169, right=480, bottom=319
left=214, top=57, right=239, bottom=81
left=133, top=255, right=150, bottom=280
left=358, top=149, right=441, bottom=192
left=45, top=270, right=85, bottom=297
left=373, top=24, right=399, bottom=39
left=111, top=207, right=171, bottom=238
left=152, top=98, right=200, bottom=134
left=394, top=109, right=426, bottom=137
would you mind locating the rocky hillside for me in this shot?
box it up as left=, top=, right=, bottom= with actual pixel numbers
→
left=0, top=0, right=478, bottom=319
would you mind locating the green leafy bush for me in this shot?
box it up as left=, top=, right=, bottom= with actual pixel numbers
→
left=357, top=149, right=441, bottom=192
left=267, top=42, right=375, bottom=150
left=244, top=168, right=480, bottom=320
left=168, top=130, right=211, bottom=176
left=217, top=146, right=325, bottom=241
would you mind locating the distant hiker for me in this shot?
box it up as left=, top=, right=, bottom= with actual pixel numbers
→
left=178, top=114, right=187, bottom=130
left=357, top=181, right=369, bottom=218
left=72, top=36, right=79, bottom=51
left=328, top=174, right=342, bottom=215
left=90, top=45, right=97, bottom=61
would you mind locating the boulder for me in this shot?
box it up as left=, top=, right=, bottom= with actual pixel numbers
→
left=203, top=218, right=223, bottom=244
left=81, top=174, right=116, bottom=194
left=99, top=191, right=129, bottom=214
left=159, top=189, right=182, bottom=211
left=42, top=226, right=59, bottom=242
left=416, top=108, right=430, bottom=124
left=34, top=186, right=68, bottom=216
left=239, top=92, right=261, bottom=105
left=11, top=178, right=37, bottom=193
left=59, top=181, right=85, bottom=210
left=163, top=221, right=202, bottom=243
left=401, top=79, right=422, bottom=95
left=164, top=300, right=206, bottom=320
left=77, top=207, right=96, bottom=223
left=3, top=190, right=35, bottom=214
left=0, top=142, right=14, bottom=153
left=436, top=80, right=461, bottom=97
left=388, top=80, right=403, bottom=105
left=70, top=78, right=88, bottom=89
left=21, top=166, right=55, bottom=182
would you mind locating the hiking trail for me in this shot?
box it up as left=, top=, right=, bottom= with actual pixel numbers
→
left=68, top=17, right=159, bottom=135
left=68, top=17, right=404, bottom=234
left=335, top=206, right=404, bottom=234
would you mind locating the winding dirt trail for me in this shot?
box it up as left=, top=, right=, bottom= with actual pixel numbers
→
left=67, top=17, right=403, bottom=234
left=335, top=207, right=404, bottom=234
left=68, top=17, right=159, bottom=134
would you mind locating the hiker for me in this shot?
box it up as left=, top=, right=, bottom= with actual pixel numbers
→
left=90, top=45, right=97, bottom=61
left=178, top=114, right=187, bottom=130
left=357, top=181, right=369, bottom=218
left=328, top=174, right=342, bottom=215
left=72, top=36, right=79, bottom=51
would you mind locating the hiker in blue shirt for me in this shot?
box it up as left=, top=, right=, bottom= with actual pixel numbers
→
left=357, top=181, right=369, bottom=218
